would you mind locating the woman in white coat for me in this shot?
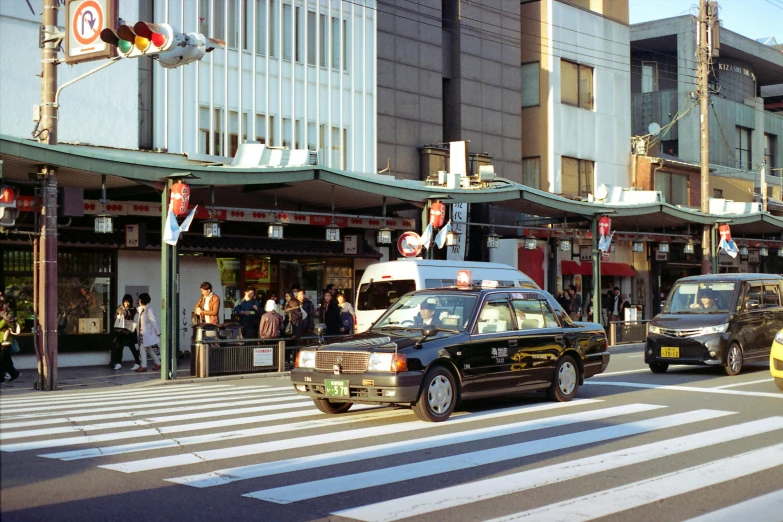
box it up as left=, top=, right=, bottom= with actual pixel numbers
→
left=136, top=292, right=161, bottom=372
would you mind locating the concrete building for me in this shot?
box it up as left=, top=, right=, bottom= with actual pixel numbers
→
left=630, top=15, right=783, bottom=203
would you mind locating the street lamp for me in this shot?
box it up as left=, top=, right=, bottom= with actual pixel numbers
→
left=559, top=238, right=572, bottom=252
left=326, top=217, right=340, bottom=242
left=446, top=228, right=461, bottom=247
left=95, top=175, right=113, bottom=234
left=760, top=247, right=769, bottom=257
left=683, top=239, right=695, bottom=255
left=632, top=241, right=644, bottom=252
left=487, top=229, right=500, bottom=249
left=377, top=227, right=393, bottom=245
left=268, top=217, right=284, bottom=239
left=203, top=218, right=221, bottom=238
left=739, top=245, right=748, bottom=256
left=524, top=236, right=537, bottom=250
left=658, top=241, right=669, bottom=254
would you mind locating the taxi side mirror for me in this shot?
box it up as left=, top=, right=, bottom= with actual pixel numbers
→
left=315, top=323, right=327, bottom=344
left=415, top=324, right=438, bottom=349
left=745, top=299, right=759, bottom=311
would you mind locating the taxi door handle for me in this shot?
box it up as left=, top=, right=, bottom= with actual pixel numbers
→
left=508, top=340, right=518, bottom=347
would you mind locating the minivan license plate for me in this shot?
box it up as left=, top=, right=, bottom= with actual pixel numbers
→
left=325, top=379, right=350, bottom=397
left=661, top=347, right=679, bottom=358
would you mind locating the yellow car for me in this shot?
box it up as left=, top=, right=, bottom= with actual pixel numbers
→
left=773, top=330, right=783, bottom=391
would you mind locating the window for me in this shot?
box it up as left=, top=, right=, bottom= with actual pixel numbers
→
left=745, top=284, right=763, bottom=310
left=713, top=188, right=724, bottom=198
left=199, top=106, right=222, bottom=155
left=763, top=285, right=781, bottom=308
left=212, top=0, right=226, bottom=40
left=319, top=13, right=327, bottom=66
left=282, top=4, right=302, bottom=61
left=343, top=19, right=349, bottom=71
left=521, top=157, right=541, bottom=188
left=655, top=171, right=689, bottom=206
left=282, top=118, right=292, bottom=148
left=561, top=157, right=593, bottom=197
left=641, top=61, right=658, bottom=93
left=521, top=62, right=540, bottom=107
left=269, top=0, right=278, bottom=57
left=255, top=115, right=266, bottom=144
left=254, top=0, right=268, bottom=55
left=228, top=111, right=247, bottom=157
left=307, top=11, right=316, bottom=65
left=661, top=139, right=678, bottom=157
left=331, top=16, right=341, bottom=69
left=736, top=126, right=752, bottom=170
left=765, top=133, right=777, bottom=171
left=561, top=59, right=593, bottom=110
left=476, top=300, right=513, bottom=334
left=269, top=115, right=276, bottom=146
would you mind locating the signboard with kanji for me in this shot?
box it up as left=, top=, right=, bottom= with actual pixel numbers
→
left=65, top=0, right=117, bottom=64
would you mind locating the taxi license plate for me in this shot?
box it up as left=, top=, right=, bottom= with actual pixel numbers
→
left=661, top=347, right=680, bottom=358
left=325, top=379, right=350, bottom=397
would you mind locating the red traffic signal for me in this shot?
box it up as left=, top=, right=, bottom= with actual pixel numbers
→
left=0, top=186, right=19, bottom=227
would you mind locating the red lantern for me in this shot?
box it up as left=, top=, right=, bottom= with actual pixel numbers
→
left=429, top=201, right=446, bottom=228
left=598, top=215, right=611, bottom=237
left=718, top=224, right=731, bottom=242
left=170, top=181, right=191, bottom=217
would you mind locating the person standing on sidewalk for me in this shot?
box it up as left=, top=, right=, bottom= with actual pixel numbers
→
left=297, top=290, right=315, bottom=335
left=568, top=284, right=582, bottom=322
left=0, top=294, right=21, bottom=384
left=233, top=288, right=260, bottom=339
left=337, top=293, right=355, bottom=334
left=193, top=282, right=221, bottom=325
left=112, top=294, right=141, bottom=371
left=136, top=293, right=161, bottom=372
left=258, top=300, right=283, bottom=339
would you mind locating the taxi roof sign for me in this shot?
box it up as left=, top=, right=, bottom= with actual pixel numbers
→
left=480, top=280, right=499, bottom=288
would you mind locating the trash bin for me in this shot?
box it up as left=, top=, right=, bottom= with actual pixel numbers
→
left=191, top=323, right=219, bottom=376
left=219, top=322, right=243, bottom=340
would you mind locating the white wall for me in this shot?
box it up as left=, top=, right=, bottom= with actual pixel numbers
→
left=118, top=250, right=223, bottom=352
left=0, top=1, right=139, bottom=148
left=547, top=0, right=631, bottom=192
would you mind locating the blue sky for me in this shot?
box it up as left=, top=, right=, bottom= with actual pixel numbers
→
left=630, top=0, right=783, bottom=43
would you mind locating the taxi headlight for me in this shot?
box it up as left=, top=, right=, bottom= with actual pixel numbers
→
left=296, top=350, right=316, bottom=368
left=648, top=325, right=662, bottom=334
left=699, top=324, right=728, bottom=335
left=775, top=331, right=783, bottom=345
left=368, top=353, right=407, bottom=372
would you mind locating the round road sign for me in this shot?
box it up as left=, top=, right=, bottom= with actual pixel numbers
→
left=397, top=231, right=422, bottom=257
left=72, top=0, right=105, bottom=46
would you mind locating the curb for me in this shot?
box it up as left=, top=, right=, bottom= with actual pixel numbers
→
left=132, top=371, right=291, bottom=387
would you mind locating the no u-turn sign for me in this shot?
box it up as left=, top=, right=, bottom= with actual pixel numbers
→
left=65, top=0, right=118, bottom=64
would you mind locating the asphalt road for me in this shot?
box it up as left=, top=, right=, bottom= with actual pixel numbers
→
left=1, top=345, right=782, bottom=522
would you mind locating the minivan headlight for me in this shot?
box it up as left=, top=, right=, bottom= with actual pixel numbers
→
left=296, top=350, right=316, bottom=368
left=699, top=324, right=728, bottom=335
left=648, top=325, right=662, bottom=334
left=775, top=331, right=783, bottom=345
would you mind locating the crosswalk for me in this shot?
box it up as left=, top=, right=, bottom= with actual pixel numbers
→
left=1, top=382, right=782, bottom=521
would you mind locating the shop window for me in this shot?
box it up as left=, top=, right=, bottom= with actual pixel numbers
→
left=561, top=157, right=593, bottom=197
left=655, top=171, right=688, bottom=206
left=561, top=59, right=593, bottom=110
left=736, top=126, right=752, bottom=170
left=714, top=188, right=723, bottom=198
left=765, top=133, right=777, bottom=171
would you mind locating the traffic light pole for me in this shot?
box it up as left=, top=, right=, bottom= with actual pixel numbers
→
left=160, top=181, right=179, bottom=381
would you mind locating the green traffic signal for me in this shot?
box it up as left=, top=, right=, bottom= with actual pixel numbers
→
left=117, top=39, right=133, bottom=54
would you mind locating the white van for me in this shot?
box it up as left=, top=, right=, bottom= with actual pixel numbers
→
left=354, top=259, right=539, bottom=333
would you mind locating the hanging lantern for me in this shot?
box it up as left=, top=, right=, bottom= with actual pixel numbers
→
left=759, top=247, right=769, bottom=257
left=718, top=224, right=731, bottom=243
left=203, top=218, right=221, bottom=238
left=632, top=241, right=644, bottom=252
left=429, top=200, right=446, bottom=229
left=658, top=242, right=669, bottom=254
left=739, top=245, right=748, bottom=256
left=559, top=239, right=572, bottom=252
left=524, top=237, right=537, bottom=250
left=487, top=230, right=500, bottom=249
left=94, top=213, right=113, bottom=234
left=778, top=248, right=783, bottom=257
left=377, top=227, right=393, bottom=245
left=683, top=239, right=695, bottom=255
left=268, top=218, right=284, bottom=239
left=598, top=215, right=611, bottom=237
left=446, top=228, right=461, bottom=247
left=170, top=181, right=191, bottom=217
left=326, top=217, right=340, bottom=242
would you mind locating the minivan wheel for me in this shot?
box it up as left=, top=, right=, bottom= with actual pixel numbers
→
left=649, top=363, right=669, bottom=374
left=413, top=366, right=456, bottom=422
left=724, top=343, right=743, bottom=376
left=312, top=398, right=352, bottom=414
left=547, top=355, right=580, bottom=402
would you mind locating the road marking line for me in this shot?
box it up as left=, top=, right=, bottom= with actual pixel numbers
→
left=0, top=389, right=299, bottom=421
left=593, top=366, right=691, bottom=377
left=99, top=400, right=603, bottom=473
left=332, top=416, right=782, bottom=522
left=0, top=386, right=277, bottom=415
left=584, top=381, right=783, bottom=399
left=175, top=402, right=654, bottom=489
left=0, top=394, right=298, bottom=430
left=249, top=409, right=728, bottom=504
left=682, top=489, right=783, bottom=522
left=487, top=444, right=783, bottom=522
left=0, top=384, right=247, bottom=405
left=714, top=378, right=774, bottom=389
left=0, top=393, right=299, bottom=440
left=42, top=407, right=405, bottom=461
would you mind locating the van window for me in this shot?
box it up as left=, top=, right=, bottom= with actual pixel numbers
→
left=425, top=279, right=456, bottom=288
left=763, top=284, right=781, bottom=308
left=357, top=280, right=416, bottom=311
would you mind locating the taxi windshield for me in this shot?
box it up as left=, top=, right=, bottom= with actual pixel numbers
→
left=664, top=282, right=735, bottom=314
left=373, top=293, right=478, bottom=332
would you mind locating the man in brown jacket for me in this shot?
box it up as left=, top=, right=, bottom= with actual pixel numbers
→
left=258, top=299, right=283, bottom=339
left=193, top=282, right=221, bottom=325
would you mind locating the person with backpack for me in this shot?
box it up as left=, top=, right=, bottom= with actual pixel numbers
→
left=337, top=293, right=355, bottom=334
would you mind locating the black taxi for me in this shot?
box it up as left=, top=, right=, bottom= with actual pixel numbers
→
left=291, top=286, right=609, bottom=422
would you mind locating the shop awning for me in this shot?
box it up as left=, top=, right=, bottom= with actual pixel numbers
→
left=561, top=260, right=589, bottom=275
left=561, top=261, right=636, bottom=277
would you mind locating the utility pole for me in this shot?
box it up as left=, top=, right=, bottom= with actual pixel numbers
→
left=37, top=0, right=60, bottom=390
left=698, top=0, right=713, bottom=275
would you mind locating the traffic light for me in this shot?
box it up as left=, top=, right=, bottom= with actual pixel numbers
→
left=99, top=22, right=224, bottom=68
left=0, top=186, right=19, bottom=228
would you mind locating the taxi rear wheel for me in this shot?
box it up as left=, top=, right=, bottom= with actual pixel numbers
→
left=776, top=377, right=783, bottom=391
left=547, top=355, right=579, bottom=402
left=724, top=343, right=743, bottom=376
left=413, top=366, right=456, bottom=422
left=649, top=363, right=669, bottom=374
left=312, top=398, right=353, bottom=415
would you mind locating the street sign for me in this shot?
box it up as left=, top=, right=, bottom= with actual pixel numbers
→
left=65, top=0, right=117, bottom=64
left=397, top=231, right=422, bottom=257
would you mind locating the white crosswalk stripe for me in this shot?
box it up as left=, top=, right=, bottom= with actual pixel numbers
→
left=2, top=382, right=781, bottom=522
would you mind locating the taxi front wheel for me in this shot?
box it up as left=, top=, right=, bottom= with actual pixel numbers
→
left=313, top=398, right=353, bottom=414
left=413, top=366, right=456, bottom=422
left=548, top=355, right=579, bottom=402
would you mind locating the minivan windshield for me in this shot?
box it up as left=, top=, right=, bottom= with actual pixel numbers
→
left=663, top=282, right=736, bottom=314
left=373, top=293, right=478, bottom=332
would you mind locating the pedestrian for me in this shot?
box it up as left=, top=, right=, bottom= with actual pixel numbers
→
left=193, top=282, right=221, bottom=325
left=258, top=299, right=284, bottom=339
left=297, top=289, right=315, bottom=334
left=112, top=294, right=141, bottom=371
left=285, top=297, right=304, bottom=339
left=337, top=293, right=355, bottom=334
left=233, top=288, right=260, bottom=339
left=136, top=293, right=161, bottom=372
left=609, top=287, right=622, bottom=322
left=320, top=291, right=341, bottom=335
left=569, top=284, right=582, bottom=321
left=557, top=287, right=572, bottom=315
left=620, top=293, right=632, bottom=319
left=0, top=294, right=21, bottom=385
left=602, top=290, right=614, bottom=326
left=325, top=284, right=337, bottom=297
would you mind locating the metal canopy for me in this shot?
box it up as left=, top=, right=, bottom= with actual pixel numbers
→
left=722, top=213, right=783, bottom=236
left=608, top=203, right=724, bottom=228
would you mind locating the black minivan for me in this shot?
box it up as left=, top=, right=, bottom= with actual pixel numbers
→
left=646, top=274, right=783, bottom=376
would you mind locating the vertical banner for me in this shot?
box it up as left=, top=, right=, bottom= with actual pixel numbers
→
left=449, top=141, right=468, bottom=176
left=447, top=203, right=468, bottom=261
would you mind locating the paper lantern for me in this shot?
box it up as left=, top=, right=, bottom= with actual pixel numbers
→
left=170, top=181, right=191, bottom=217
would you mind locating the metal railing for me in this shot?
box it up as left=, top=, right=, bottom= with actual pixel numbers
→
left=608, top=320, right=651, bottom=347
